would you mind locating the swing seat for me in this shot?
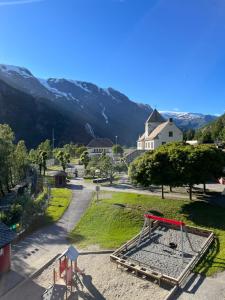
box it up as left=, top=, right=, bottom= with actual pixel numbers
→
left=169, top=242, right=177, bottom=249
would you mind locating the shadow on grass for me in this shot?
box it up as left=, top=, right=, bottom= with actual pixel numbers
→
left=180, top=201, right=225, bottom=231
left=180, top=201, right=225, bottom=274
left=68, top=233, right=86, bottom=244
left=147, top=210, right=164, bottom=217
left=194, top=237, right=225, bottom=274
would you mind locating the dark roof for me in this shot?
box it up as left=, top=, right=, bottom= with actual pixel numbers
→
left=87, top=138, right=113, bottom=148
left=0, top=222, right=16, bottom=248
left=47, top=170, right=67, bottom=177
left=146, top=109, right=165, bottom=123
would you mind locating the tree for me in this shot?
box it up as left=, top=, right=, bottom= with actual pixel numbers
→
left=129, top=142, right=225, bottom=200
left=98, top=155, right=115, bottom=184
left=80, top=151, right=90, bottom=168
left=183, top=129, right=195, bottom=141
left=75, top=145, right=87, bottom=158
left=38, top=140, right=52, bottom=158
left=112, top=144, right=124, bottom=157
left=14, top=140, right=29, bottom=182
left=0, top=124, right=15, bottom=193
left=56, top=150, right=70, bottom=171
left=63, top=143, right=76, bottom=157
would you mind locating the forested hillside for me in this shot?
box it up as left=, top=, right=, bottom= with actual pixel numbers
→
left=195, top=113, right=225, bottom=143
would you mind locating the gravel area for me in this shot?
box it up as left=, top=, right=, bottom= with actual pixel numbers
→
left=34, top=253, right=168, bottom=300
left=125, top=225, right=207, bottom=279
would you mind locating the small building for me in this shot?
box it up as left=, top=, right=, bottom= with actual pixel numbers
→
left=48, top=171, right=67, bottom=187
left=137, top=109, right=183, bottom=150
left=87, top=138, right=113, bottom=157
left=54, top=171, right=67, bottom=187
left=0, top=222, right=16, bottom=273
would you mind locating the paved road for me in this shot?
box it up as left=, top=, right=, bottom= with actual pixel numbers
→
left=175, top=272, right=225, bottom=300
left=0, top=182, right=92, bottom=298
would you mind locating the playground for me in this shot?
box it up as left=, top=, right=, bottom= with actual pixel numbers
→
left=111, top=215, right=214, bottom=287
left=34, top=248, right=168, bottom=300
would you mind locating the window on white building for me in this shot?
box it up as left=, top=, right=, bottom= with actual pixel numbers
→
left=169, top=131, right=173, bottom=137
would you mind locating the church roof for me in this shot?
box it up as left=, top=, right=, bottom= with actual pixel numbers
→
left=137, top=133, right=145, bottom=142
left=146, top=109, right=165, bottom=123
left=146, top=121, right=169, bottom=140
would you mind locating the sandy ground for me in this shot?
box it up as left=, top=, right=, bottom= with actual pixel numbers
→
left=34, top=253, right=169, bottom=300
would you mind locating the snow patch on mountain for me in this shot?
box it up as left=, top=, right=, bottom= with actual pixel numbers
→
left=160, top=111, right=209, bottom=120
left=85, top=123, right=95, bottom=138
left=38, top=79, right=79, bottom=103
left=101, top=106, right=109, bottom=124
left=0, top=64, right=33, bottom=78
left=103, top=88, right=120, bottom=102
left=68, top=80, right=91, bottom=93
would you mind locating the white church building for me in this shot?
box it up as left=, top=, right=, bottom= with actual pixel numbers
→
left=137, top=109, right=183, bottom=150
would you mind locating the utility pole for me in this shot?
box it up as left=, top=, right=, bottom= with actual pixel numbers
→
left=52, top=128, right=55, bottom=152
left=115, top=135, right=118, bottom=155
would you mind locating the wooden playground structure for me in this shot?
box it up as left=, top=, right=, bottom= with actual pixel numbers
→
left=110, top=214, right=214, bottom=288
left=42, top=246, right=84, bottom=300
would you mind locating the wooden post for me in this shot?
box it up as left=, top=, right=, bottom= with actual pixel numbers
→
left=59, top=258, right=61, bottom=278
left=53, top=268, right=56, bottom=284
left=181, top=224, right=184, bottom=264
left=161, top=185, right=164, bottom=199
left=137, top=218, right=147, bottom=247
left=70, top=260, right=73, bottom=293
left=65, top=265, right=68, bottom=300
left=149, top=219, right=152, bottom=239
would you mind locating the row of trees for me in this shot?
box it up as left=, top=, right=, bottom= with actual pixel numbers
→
left=0, top=124, right=30, bottom=196
left=129, top=142, right=225, bottom=200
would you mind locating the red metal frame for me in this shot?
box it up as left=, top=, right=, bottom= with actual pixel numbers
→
left=144, top=214, right=185, bottom=226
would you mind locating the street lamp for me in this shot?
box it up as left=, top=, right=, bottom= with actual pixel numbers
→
left=95, top=169, right=100, bottom=201
left=115, top=136, right=118, bottom=157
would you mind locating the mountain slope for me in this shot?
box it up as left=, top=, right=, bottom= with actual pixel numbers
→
left=0, top=64, right=152, bottom=147
left=195, top=113, right=225, bottom=142
left=160, top=111, right=217, bottom=130
left=0, top=63, right=217, bottom=147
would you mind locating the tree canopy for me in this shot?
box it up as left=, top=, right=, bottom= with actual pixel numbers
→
left=129, top=142, right=225, bottom=199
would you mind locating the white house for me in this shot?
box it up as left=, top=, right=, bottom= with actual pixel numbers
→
left=87, top=138, right=113, bottom=157
left=137, top=109, right=183, bottom=150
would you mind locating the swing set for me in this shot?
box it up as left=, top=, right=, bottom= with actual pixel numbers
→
left=137, top=214, right=195, bottom=263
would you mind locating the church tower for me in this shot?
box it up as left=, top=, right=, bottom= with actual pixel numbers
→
left=145, top=109, right=165, bottom=137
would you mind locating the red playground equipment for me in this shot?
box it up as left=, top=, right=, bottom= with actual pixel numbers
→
left=137, top=214, right=196, bottom=263
left=42, top=245, right=84, bottom=300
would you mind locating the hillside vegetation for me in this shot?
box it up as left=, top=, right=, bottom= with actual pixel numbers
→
left=196, top=113, right=225, bottom=143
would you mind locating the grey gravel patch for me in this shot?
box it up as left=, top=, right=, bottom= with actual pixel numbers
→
left=125, top=226, right=207, bottom=279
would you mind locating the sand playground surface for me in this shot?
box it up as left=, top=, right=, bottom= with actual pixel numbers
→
left=34, top=252, right=169, bottom=300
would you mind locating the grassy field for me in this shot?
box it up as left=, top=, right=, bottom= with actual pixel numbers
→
left=70, top=192, right=225, bottom=276
left=44, top=188, right=72, bottom=223
left=47, top=165, right=62, bottom=171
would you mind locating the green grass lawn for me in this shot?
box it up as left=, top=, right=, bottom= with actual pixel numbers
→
left=44, top=188, right=72, bottom=223
left=70, top=158, right=80, bottom=164
left=47, top=165, right=62, bottom=171
left=70, top=192, right=225, bottom=276
left=29, top=187, right=72, bottom=232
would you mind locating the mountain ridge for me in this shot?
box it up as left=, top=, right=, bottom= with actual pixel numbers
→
left=0, top=63, right=218, bottom=147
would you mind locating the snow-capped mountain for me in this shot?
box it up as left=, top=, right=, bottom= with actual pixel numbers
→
left=0, top=63, right=217, bottom=147
left=160, top=111, right=217, bottom=130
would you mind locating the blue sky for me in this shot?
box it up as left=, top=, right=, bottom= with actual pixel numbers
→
left=0, top=0, right=225, bottom=115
